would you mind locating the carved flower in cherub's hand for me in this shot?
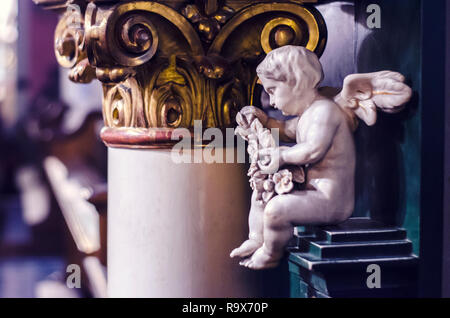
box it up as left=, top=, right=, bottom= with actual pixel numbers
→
left=235, top=107, right=270, bottom=147
left=238, top=106, right=269, bottom=128
left=273, top=169, right=294, bottom=195
left=258, top=147, right=284, bottom=175
left=247, top=136, right=259, bottom=163
left=236, top=111, right=250, bottom=130
left=249, top=171, right=265, bottom=190
left=262, top=178, right=275, bottom=203
left=250, top=117, right=264, bottom=134
left=259, top=129, right=276, bottom=149
left=247, top=163, right=259, bottom=178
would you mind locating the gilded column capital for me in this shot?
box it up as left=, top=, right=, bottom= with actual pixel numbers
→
left=35, top=0, right=327, bottom=148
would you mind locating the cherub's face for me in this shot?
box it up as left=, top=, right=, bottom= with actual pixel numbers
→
left=259, top=76, right=301, bottom=116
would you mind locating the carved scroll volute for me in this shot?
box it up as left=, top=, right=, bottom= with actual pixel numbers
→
left=54, top=5, right=85, bottom=68
left=41, top=0, right=328, bottom=148
left=208, top=2, right=327, bottom=125
left=84, top=1, right=204, bottom=83
left=85, top=3, right=158, bottom=69
left=54, top=4, right=96, bottom=83
left=83, top=1, right=206, bottom=132
left=209, top=3, right=327, bottom=58
left=84, top=3, right=155, bottom=83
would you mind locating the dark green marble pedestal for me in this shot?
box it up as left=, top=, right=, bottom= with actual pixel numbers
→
left=288, top=217, right=418, bottom=298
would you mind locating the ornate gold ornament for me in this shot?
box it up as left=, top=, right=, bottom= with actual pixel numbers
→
left=36, top=0, right=327, bottom=148
left=54, top=6, right=85, bottom=69
left=182, top=2, right=235, bottom=42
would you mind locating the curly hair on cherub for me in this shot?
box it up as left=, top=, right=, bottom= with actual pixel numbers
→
left=256, top=45, right=324, bottom=91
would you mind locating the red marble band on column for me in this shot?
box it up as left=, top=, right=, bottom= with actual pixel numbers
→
left=101, top=127, right=194, bottom=149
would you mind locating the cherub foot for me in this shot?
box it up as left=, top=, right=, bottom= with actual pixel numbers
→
left=230, top=239, right=263, bottom=258
left=239, top=245, right=280, bottom=270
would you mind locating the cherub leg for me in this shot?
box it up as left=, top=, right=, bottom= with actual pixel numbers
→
left=242, top=190, right=337, bottom=270
left=230, top=190, right=265, bottom=258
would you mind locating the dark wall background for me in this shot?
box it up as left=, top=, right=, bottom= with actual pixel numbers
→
left=352, top=0, right=450, bottom=297
left=419, top=0, right=447, bottom=297
left=443, top=0, right=450, bottom=299
left=353, top=0, right=421, bottom=256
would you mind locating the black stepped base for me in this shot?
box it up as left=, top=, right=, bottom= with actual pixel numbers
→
left=316, top=218, right=407, bottom=243
left=288, top=217, right=419, bottom=298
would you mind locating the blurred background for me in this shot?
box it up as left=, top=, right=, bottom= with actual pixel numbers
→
left=0, top=0, right=107, bottom=298
left=0, top=0, right=448, bottom=298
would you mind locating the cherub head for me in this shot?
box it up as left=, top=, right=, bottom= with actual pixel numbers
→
left=256, top=45, right=323, bottom=116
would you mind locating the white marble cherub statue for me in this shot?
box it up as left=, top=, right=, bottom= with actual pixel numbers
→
left=231, top=45, right=412, bottom=270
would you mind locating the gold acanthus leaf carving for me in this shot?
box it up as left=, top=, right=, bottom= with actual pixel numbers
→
left=48, top=0, right=328, bottom=138
left=182, top=3, right=234, bottom=43
left=156, top=56, right=186, bottom=86
left=68, top=58, right=96, bottom=84
left=103, top=77, right=146, bottom=128
left=96, top=67, right=136, bottom=84
left=145, top=58, right=198, bottom=128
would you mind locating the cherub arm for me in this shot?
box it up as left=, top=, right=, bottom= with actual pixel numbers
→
left=257, top=103, right=340, bottom=174
left=266, top=117, right=298, bottom=143
left=238, top=106, right=297, bottom=142
left=280, top=104, right=340, bottom=166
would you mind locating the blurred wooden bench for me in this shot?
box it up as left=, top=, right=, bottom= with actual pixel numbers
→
left=44, top=156, right=107, bottom=298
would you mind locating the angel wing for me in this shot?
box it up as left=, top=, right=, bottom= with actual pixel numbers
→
left=334, top=71, right=412, bottom=128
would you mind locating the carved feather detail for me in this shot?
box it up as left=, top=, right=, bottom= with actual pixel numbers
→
left=335, top=71, right=412, bottom=127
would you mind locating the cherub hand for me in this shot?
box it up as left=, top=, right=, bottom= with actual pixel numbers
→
left=237, top=106, right=269, bottom=128
left=258, top=147, right=285, bottom=174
